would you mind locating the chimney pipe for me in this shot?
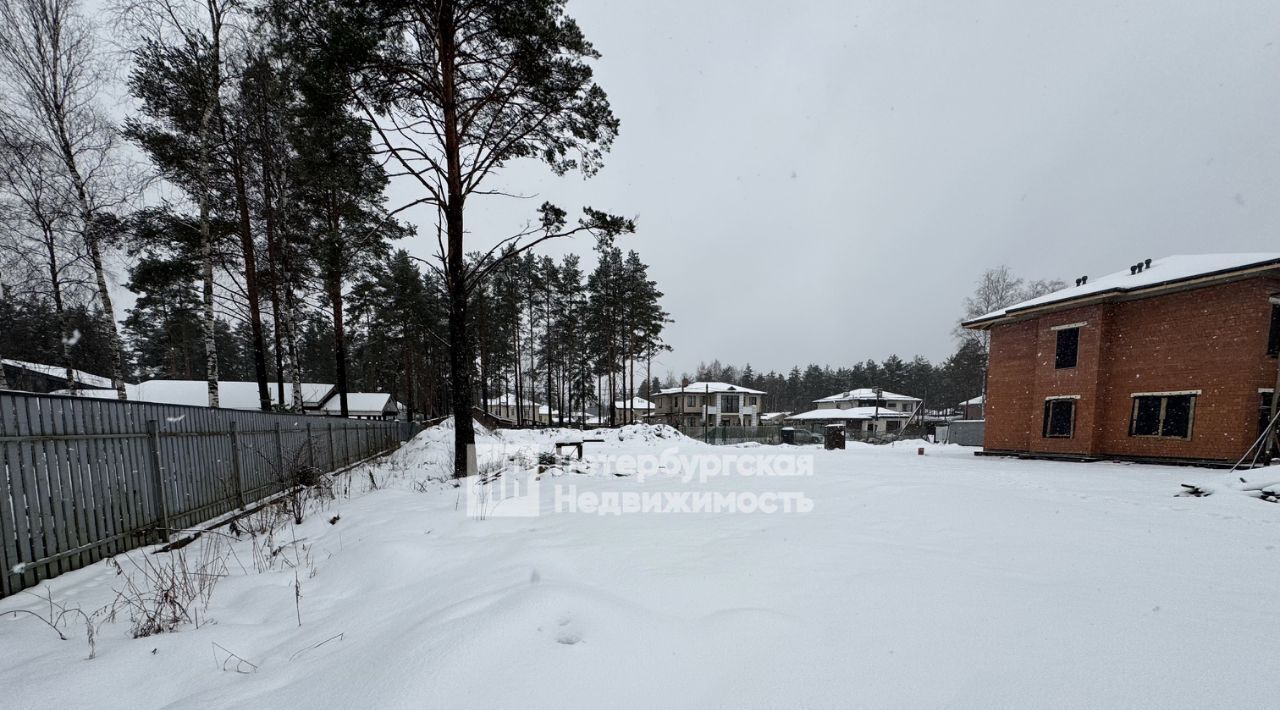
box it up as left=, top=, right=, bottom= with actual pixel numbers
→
left=1130, top=265, right=1138, bottom=275
left=1144, top=258, right=1152, bottom=269
left=1081, top=275, right=1088, bottom=284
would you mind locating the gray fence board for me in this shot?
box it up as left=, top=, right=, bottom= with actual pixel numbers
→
left=0, top=391, right=401, bottom=598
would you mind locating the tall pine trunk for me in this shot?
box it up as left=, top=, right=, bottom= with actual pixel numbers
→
left=42, top=223, right=75, bottom=391
left=327, top=271, right=349, bottom=417
left=440, top=1, right=475, bottom=476
left=232, top=153, right=271, bottom=411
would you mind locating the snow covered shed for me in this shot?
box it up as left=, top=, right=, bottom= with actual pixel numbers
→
left=962, top=253, right=1280, bottom=465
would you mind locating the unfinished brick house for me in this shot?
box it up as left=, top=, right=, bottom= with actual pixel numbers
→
left=962, top=253, right=1280, bottom=466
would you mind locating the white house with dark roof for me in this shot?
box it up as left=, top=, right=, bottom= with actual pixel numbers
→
left=812, top=388, right=921, bottom=413
left=789, top=388, right=921, bottom=435
left=651, top=381, right=766, bottom=427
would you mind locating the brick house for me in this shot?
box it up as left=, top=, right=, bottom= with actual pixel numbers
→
left=962, top=253, right=1280, bottom=465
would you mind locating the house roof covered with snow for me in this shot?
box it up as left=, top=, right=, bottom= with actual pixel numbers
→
left=320, top=393, right=398, bottom=416
left=963, top=253, right=1280, bottom=328
left=2, top=359, right=116, bottom=389
left=613, top=397, right=654, bottom=410
left=486, top=393, right=535, bottom=407
left=655, top=381, right=765, bottom=396
left=60, top=380, right=385, bottom=415
left=813, top=388, right=920, bottom=404
left=787, top=407, right=912, bottom=421
left=959, top=395, right=984, bottom=406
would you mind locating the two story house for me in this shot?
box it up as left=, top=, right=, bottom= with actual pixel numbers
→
left=651, top=381, right=766, bottom=427
left=963, top=253, right=1280, bottom=465
left=789, top=388, right=921, bottom=434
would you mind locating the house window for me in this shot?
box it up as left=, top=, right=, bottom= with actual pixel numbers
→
left=1268, top=303, right=1280, bottom=357
left=1042, top=399, right=1075, bottom=438
left=1055, top=328, right=1079, bottom=369
left=1130, top=394, right=1195, bottom=439
left=722, top=394, right=740, bottom=413
left=686, top=395, right=696, bottom=407
left=886, top=419, right=901, bottom=432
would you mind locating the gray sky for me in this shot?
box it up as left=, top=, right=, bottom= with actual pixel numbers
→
left=104, top=0, right=1280, bottom=379
left=385, top=0, right=1280, bottom=379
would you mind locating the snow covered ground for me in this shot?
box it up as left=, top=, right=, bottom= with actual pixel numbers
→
left=3, top=422, right=1279, bottom=709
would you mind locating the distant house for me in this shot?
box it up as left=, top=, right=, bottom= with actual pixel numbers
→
left=789, top=387, right=921, bottom=435
left=959, top=395, right=984, bottom=420
left=483, top=393, right=536, bottom=423
left=2, top=359, right=115, bottom=394
left=759, top=411, right=792, bottom=424
left=811, top=388, right=921, bottom=413
left=651, top=382, right=766, bottom=427
left=536, top=404, right=560, bottom=425
left=962, top=252, right=1280, bottom=465
left=613, top=397, right=655, bottom=422
left=786, top=406, right=913, bottom=435
left=319, top=392, right=399, bottom=419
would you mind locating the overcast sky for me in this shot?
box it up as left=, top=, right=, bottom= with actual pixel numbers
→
left=103, top=0, right=1280, bottom=379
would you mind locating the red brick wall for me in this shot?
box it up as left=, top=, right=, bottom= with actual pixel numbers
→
left=982, top=274, right=1280, bottom=463
left=984, top=320, right=1037, bottom=452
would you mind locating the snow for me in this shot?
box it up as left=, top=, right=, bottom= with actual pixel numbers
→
left=319, top=392, right=397, bottom=417
left=2, top=358, right=115, bottom=389
left=3, top=424, right=1280, bottom=708
left=59, top=381, right=366, bottom=413
left=960, top=395, right=984, bottom=406
left=787, top=406, right=912, bottom=420
left=612, top=396, right=655, bottom=411
left=967, top=252, right=1280, bottom=326
left=655, top=381, right=766, bottom=396
left=813, top=387, right=921, bottom=403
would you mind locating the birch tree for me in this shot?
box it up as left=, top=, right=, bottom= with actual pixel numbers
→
left=0, top=0, right=134, bottom=398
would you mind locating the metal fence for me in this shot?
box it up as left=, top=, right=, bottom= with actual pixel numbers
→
left=679, top=426, right=785, bottom=445
left=0, top=391, right=402, bottom=599
left=945, top=419, right=986, bottom=446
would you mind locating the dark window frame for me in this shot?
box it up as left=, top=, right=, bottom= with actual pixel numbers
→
left=1054, top=327, right=1080, bottom=369
left=1128, top=394, right=1197, bottom=440
left=1042, top=398, right=1076, bottom=438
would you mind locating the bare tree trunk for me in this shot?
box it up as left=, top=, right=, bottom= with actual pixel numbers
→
left=439, top=0, right=476, bottom=476
left=328, top=272, right=349, bottom=417
left=231, top=152, right=271, bottom=411
left=200, top=192, right=219, bottom=407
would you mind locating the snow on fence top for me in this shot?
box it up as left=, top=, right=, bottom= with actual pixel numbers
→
left=964, top=252, right=1280, bottom=327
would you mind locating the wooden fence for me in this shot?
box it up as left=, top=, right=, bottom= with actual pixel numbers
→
left=0, top=391, right=402, bottom=599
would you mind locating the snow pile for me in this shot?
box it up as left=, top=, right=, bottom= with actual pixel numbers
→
left=3, top=431, right=1280, bottom=709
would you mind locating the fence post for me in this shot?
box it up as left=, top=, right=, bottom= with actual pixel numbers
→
left=145, top=420, right=170, bottom=542
left=306, top=422, right=316, bottom=468
left=274, top=422, right=285, bottom=487
left=332, top=422, right=343, bottom=473
left=229, top=420, right=245, bottom=507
